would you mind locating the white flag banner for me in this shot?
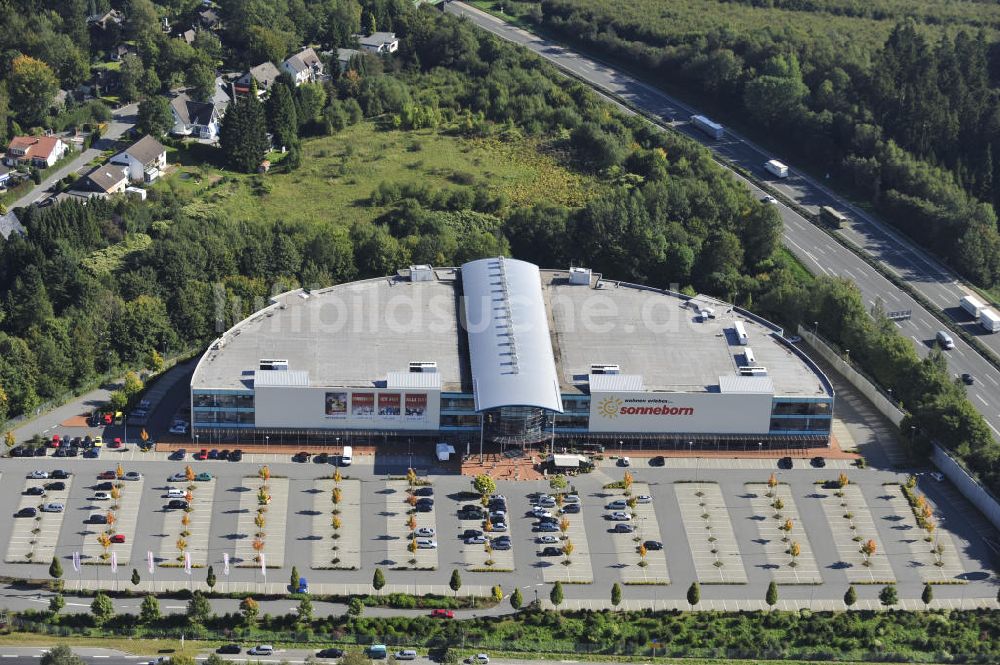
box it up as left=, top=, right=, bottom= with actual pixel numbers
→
left=110, top=551, right=118, bottom=573
left=223, top=553, right=230, bottom=576
left=72, top=551, right=80, bottom=572
left=260, top=553, right=266, bottom=576
left=184, top=551, right=192, bottom=575
left=147, top=550, right=154, bottom=574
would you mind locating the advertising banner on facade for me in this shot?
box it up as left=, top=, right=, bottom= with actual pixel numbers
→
left=351, top=392, right=374, bottom=418
left=588, top=391, right=772, bottom=434
left=324, top=392, right=348, bottom=419
left=405, top=393, right=428, bottom=420
left=378, top=393, right=401, bottom=419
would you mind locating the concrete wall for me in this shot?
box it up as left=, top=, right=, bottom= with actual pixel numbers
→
left=798, top=325, right=1000, bottom=531
left=797, top=325, right=904, bottom=426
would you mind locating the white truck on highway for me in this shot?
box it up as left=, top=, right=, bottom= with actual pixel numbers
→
left=764, top=159, right=789, bottom=178
left=691, top=115, right=724, bottom=140
left=961, top=294, right=986, bottom=318
left=980, top=308, right=1000, bottom=333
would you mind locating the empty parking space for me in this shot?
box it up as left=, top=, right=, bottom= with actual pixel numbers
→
left=157, top=479, right=215, bottom=568
left=311, top=478, right=361, bottom=570
left=6, top=475, right=72, bottom=564
left=385, top=480, right=438, bottom=570
left=81, top=476, right=143, bottom=565
left=874, top=484, right=965, bottom=583
left=234, top=476, right=288, bottom=569
left=817, top=483, right=895, bottom=583
left=745, top=483, right=821, bottom=584
left=676, top=482, right=748, bottom=584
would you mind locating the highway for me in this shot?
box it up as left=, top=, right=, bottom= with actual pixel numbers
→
left=445, top=1, right=1000, bottom=440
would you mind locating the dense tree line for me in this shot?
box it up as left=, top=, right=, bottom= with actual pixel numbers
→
left=522, top=0, right=1000, bottom=287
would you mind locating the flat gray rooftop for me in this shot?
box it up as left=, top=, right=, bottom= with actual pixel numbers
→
left=543, top=273, right=828, bottom=397
left=192, top=275, right=469, bottom=392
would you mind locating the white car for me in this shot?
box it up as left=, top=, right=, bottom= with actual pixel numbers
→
left=166, top=488, right=186, bottom=498
left=123, top=471, right=142, bottom=481
left=93, top=492, right=112, bottom=501
left=414, top=527, right=435, bottom=537
left=930, top=472, right=944, bottom=482
left=760, top=194, right=778, bottom=204
left=465, top=535, right=487, bottom=545
left=536, top=535, right=559, bottom=544
left=491, top=521, right=508, bottom=532
left=636, top=495, right=652, bottom=504
left=531, top=507, right=553, bottom=519
left=27, top=471, right=49, bottom=479
left=490, top=494, right=506, bottom=502
left=41, top=502, right=64, bottom=512
left=248, top=646, right=273, bottom=656
left=608, top=511, right=631, bottom=521
left=538, top=496, right=556, bottom=507
left=466, top=655, right=489, bottom=665
left=618, top=456, right=631, bottom=467
left=416, top=538, right=437, bottom=549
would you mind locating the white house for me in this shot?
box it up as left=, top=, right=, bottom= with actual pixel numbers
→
left=4, top=135, right=68, bottom=168
left=357, top=32, right=399, bottom=54
left=170, top=93, right=221, bottom=140
left=281, top=47, right=323, bottom=85
left=110, top=134, right=167, bottom=183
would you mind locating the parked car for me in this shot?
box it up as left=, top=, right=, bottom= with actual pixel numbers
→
left=414, top=487, right=433, bottom=497
left=618, top=456, right=631, bottom=467
left=491, top=538, right=512, bottom=550
left=110, top=534, right=125, bottom=544
left=297, top=577, right=308, bottom=593
left=167, top=500, right=189, bottom=510
left=461, top=529, right=483, bottom=539
left=416, top=497, right=434, bottom=506
left=194, top=472, right=212, bottom=481
left=930, top=472, right=944, bottom=482
left=24, top=486, right=45, bottom=496
left=229, top=449, right=243, bottom=461
left=94, top=492, right=112, bottom=501
left=169, top=449, right=187, bottom=461
left=166, top=488, right=186, bottom=498
left=613, top=523, right=635, bottom=533
left=88, top=513, right=108, bottom=524
left=562, top=494, right=580, bottom=504
left=778, top=456, right=793, bottom=469
left=216, top=645, right=241, bottom=655
left=636, top=495, right=652, bottom=504
left=531, top=507, right=553, bottom=519
left=414, top=527, right=435, bottom=537
left=644, top=540, right=663, bottom=550
left=608, top=511, right=631, bottom=521
left=94, top=482, right=113, bottom=491
left=9, top=446, right=25, bottom=457
left=430, top=609, right=454, bottom=619
left=97, top=471, right=116, bottom=480
left=313, top=452, right=329, bottom=463
left=83, top=447, right=100, bottom=458
left=810, top=456, right=826, bottom=468
left=459, top=509, right=485, bottom=520
left=562, top=503, right=581, bottom=514
left=123, top=471, right=142, bottom=481
left=168, top=473, right=187, bottom=482
left=394, top=651, right=418, bottom=661
left=466, top=655, right=489, bottom=665
left=45, top=482, right=66, bottom=491
left=315, top=649, right=344, bottom=659
left=650, top=455, right=666, bottom=467
left=248, top=646, right=273, bottom=656
left=606, top=500, right=628, bottom=510
left=465, top=535, right=488, bottom=545
left=194, top=449, right=209, bottom=460
left=537, top=496, right=556, bottom=507
left=415, top=502, right=432, bottom=513
left=535, top=522, right=559, bottom=532
left=540, top=547, right=562, bottom=557
left=490, top=521, right=508, bottom=532
left=27, top=470, right=49, bottom=479
left=293, top=451, right=311, bottom=463
left=416, top=538, right=437, bottom=549
left=15, top=507, right=37, bottom=518
left=537, top=535, right=559, bottom=544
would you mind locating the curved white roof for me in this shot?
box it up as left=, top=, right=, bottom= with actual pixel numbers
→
left=461, top=257, right=563, bottom=413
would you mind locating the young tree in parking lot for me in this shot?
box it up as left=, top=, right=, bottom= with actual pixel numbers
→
left=922, top=583, right=934, bottom=606
left=334, top=468, right=342, bottom=484
left=90, top=591, right=115, bottom=626
left=206, top=565, right=216, bottom=589
left=637, top=542, right=647, bottom=567
left=563, top=539, right=574, bottom=564
left=623, top=471, right=633, bottom=494
left=449, top=569, right=462, bottom=596
left=844, top=585, right=857, bottom=607
left=49, top=555, right=63, bottom=580
left=407, top=467, right=417, bottom=488
left=49, top=593, right=65, bottom=616
left=97, top=532, right=112, bottom=557
left=559, top=517, right=570, bottom=538
left=861, top=539, right=877, bottom=566
left=492, top=584, right=503, bottom=603
left=259, top=465, right=271, bottom=483
left=240, top=596, right=259, bottom=626
left=115, top=464, right=124, bottom=479
left=140, top=594, right=160, bottom=623
left=687, top=582, right=700, bottom=607
left=297, top=595, right=313, bottom=623
left=332, top=515, right=342, bottom=530
left=880, top=584, right=898, bottom=607
left=373, top=568, right=386, bottom=595
left=789, top=541, right=801, bottom=568
left=766, top=473, right=778, bottom=497
left=473, top=474, right=496, bottom=498
left=765, top=581, right=779, bottom=607
left=187, top=590, right=212, bottom=624
left=290, top=566, right=300, bottom=592
left=131, top=568, right=141, bottom=586
left=406, top=514, right=417, bottom=531
left=550, top=581, right=564, bottom=608
left=332, top=486, right=342, bottom=505
left=549, top=475, right=567, bottom=492
left=185, top=465, right=195, bottom=482
left=838, top=472, right=850, bottom=489
left=611, top=582, right=622, bottom=608
left=510, top=587, right=523, bottom=611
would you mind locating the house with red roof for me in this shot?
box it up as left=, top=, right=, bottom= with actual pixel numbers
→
left=4, top=135, right=68, bottom=168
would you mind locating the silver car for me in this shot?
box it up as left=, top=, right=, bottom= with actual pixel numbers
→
left=41, top=502, right=64, bottom=512
left=608, top=511, right=631, bottom=521
left=416, top=538, right=437, bottom=549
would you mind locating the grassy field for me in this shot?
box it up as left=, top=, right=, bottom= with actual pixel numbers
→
left=159, top=122, right=593, bottom=229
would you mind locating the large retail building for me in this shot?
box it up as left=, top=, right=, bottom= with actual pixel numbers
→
left=190, top=258, right=834, bottom=450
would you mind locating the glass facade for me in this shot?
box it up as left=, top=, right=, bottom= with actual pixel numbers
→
left=193, top=390, right=256, bottom=429
left=769, top=397, right=833, bottom=434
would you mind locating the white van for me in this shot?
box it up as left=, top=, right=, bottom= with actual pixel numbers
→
left=340, top=445, right=353, bottom=466
left=936, top=330, right=955, bottom=350
left=166, top=487, right=186, bottom=498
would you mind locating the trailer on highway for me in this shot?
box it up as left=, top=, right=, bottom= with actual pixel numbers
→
left=819, top=205, right=847, bottom=228
left=961, top=294, right=986, bottom=318
left=980, top=308, right=1000, bottom=333
left=691, top=115, right=724, bottom=140
left=764, top=159, right=788, bottom=178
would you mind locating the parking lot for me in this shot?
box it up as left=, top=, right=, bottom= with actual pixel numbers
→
left=0, top=447, right=994, bottom=606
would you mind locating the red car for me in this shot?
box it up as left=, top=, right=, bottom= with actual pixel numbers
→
left=48, top=435, right=61, bottom=448
left=194, top=449, right=209, bottom=460
left=97, top=471, right=116, bottom=480
left=110, top=438, right=123, bottom=448
left=430, top=609, right=454, bottom=619
left=110, top=534, right=125, bottom=544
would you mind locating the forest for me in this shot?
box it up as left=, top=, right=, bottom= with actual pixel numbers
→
left=490, top=0, right=1000, bottom=290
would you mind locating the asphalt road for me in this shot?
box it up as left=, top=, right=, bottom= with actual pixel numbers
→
left=444, top=2, right=1000, bottom=439
left=0, top=650, right=537, bottom=665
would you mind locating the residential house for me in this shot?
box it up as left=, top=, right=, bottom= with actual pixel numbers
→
left=235, top=62, right=281, bottom=97
left=4, top=136, right=68, bottom=168
left=72, top=164, right=129, bottom=199
left=87, top=9, right=124, bottom=30
left=199, top=8, right=222, bottom=30
left=110, top=44, right=136, bottom=61
left=179, top=28, right=196, bottom=45
left=170, top=93, right=221, bottom=140
left=281, top=47, right=323, bottom=85
left=109, top=135, right=167, bottom=183
left=336, top=48, right=361, bottom=72
left=357, top=32, right=399, bottom=54
left=0, top=164, right=12, bottom=188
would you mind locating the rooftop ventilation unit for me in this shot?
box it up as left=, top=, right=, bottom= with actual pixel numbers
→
left=590, top=363, right=621, bottom=375
left=408, top=361, right=438, bottom=373
left=739, top=366, right=768, bottom=376
left=259, top=359, right=288, bottom=371
left=409, top=265, right=434, bottom=282
left=568, top=266, right=592, bottom=285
